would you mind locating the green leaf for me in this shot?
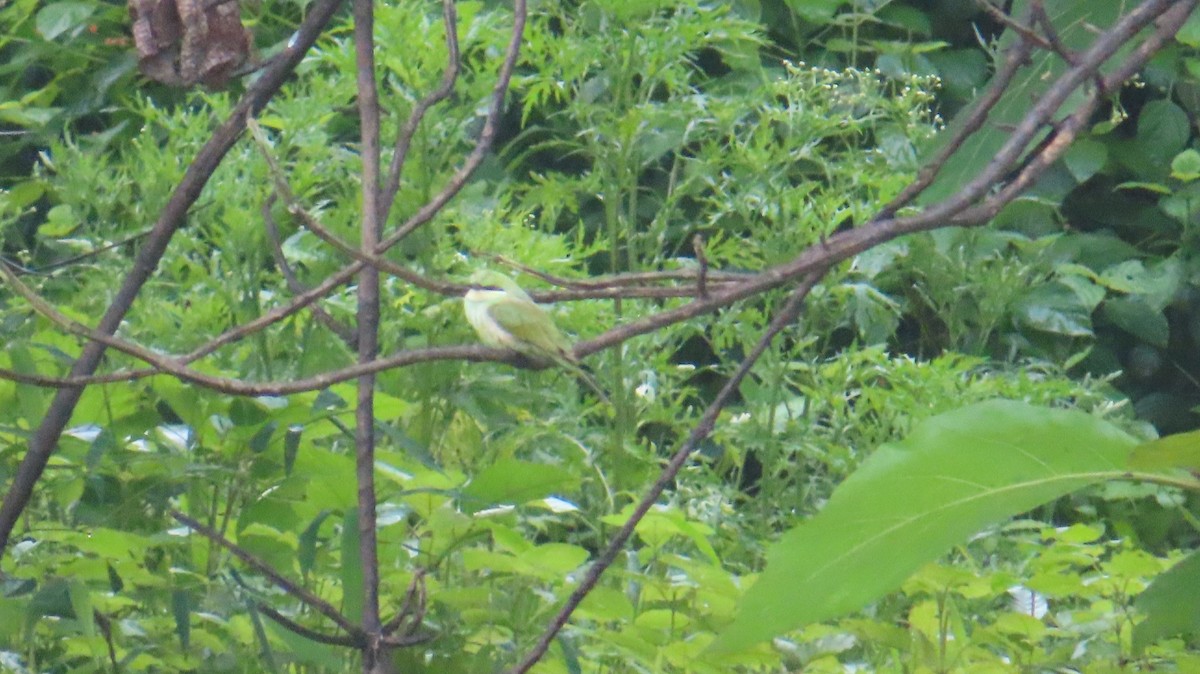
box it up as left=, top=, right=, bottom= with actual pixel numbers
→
left=786, top=0, right=843, bottom=23
left=39, top=204, right=77, bottom=237
left=3, top=180, right=46, bottom=211
left=0, top=599, right=23, bottom=641
left=298, top=510, right=332, bottom=578
left=1101, top=297, right=1169, bottom=348
left=1013, top=282, right=1096, bottom=337
left=266, top=617, right=345, bottom=667
left=1170, top=149, right=1200, bottom=182
left=1177, top=8, right=1200, bottom=47
left=27, top=578, right=73, bottom=626
left=840, top=283, right=899, bottom=345
left=171, top=589, right=190, bottom=649
left=67, top=581, right=93, bottom=637
left=1134, top=549, right=1200, bottom=652
left=1137, top=100, right=1190, bottom=158
left=460, top=459, right=579, bottom=513
left=712, top=400, right=1135, bottom=653
left=877, top=5, right=932, bottom=36
left=1127, top=430, right=1200, bottom=472
left=919, top=1, right=1125, bottom=204
left=1064, top=138, right=1108, bottom=183
left=284, top=426, right=302, bottom=475
left=229, top=397, right=269, bottom=426
left=1113, top=181, right=1171, bottom=194
left=1160, top=182, right=1200, bottom=225
left=1097, top=260, right=1152, bottom=293
left=35, top=1, right=94, bottom=40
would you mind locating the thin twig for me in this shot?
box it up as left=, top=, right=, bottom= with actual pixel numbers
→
left=974, top=0, right=1051, bottom=50
left=170, top=510, right=363, bottom=638
left=378, top=0, right=528, bottom=248
left=382, top=569, right=427, bottom=635
left=261, top=194, right=359, bottom=347
left=880, top=6, right=1036, bottom=217
left=257, top=604, right=361, bottom=647
left=1031, top=0, right=1080, bottom=66
left=379, top=0, right=461, bottom=227
left=3, top=0, right=1184, bottom=399
left=507, top=271, right=825, bottom=674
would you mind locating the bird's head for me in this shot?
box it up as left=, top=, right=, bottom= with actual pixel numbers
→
left=468, top=270, right=533, bottom=301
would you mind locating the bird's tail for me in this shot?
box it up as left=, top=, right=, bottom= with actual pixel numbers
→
left=561, top=359, right=611, bottom=405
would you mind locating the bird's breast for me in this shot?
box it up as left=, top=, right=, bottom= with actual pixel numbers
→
left=464, top=290, right=516, bottom=349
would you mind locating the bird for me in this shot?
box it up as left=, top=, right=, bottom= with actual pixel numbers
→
left=463, top=270, right=609, bottom=402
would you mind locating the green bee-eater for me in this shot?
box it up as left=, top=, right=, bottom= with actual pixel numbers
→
left=463, top=270, right=608, bottom=402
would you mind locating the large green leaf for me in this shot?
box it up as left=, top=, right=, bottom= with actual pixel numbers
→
left=1134, top=548, right=1200, bottom=652
left=1128, top=429, right=1200, bottom=472
left=460, top=458, right=580, bottom=513
left=712, top=400, right=1136, bottom=652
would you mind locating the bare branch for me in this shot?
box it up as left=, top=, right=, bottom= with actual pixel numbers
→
left=880, top=7, right=1036, bottom=216
left=0, top=0, right=350, bottom=557
left=378, top=0, right=528, bottom=248
left=170, top=510, right=363, bottom=639
left=351, top=0, right=386, bottom=661
left=257, top=604, right=361, bottom=647
left=507, top=270, right=826, bottom=674
left=261, top=194, right=359, bottom=347
left=379, top=0, right=462, bottom=226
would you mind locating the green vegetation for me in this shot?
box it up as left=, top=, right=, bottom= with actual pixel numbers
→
left=2, top=0, right=1199, bottom=672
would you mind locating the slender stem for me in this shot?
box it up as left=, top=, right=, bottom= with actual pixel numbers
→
left=351, top=1, right=384, bottom=672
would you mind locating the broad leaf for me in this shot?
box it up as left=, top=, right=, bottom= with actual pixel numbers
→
left=460, top=459, right=580, bottom=513
left=712, top=400, right=1136, bottom=652
left=1127, top=430, right=1200, bottom=472
left=1134, top=549, right=1200, bottom=652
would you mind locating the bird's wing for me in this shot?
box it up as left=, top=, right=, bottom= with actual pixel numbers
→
left=487, top=298, right=572, bottom=356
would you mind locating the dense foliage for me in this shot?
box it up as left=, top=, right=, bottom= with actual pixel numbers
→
left=2, top=0, right=1200, bottom=672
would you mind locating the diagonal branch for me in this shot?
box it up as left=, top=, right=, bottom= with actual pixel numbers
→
left=379, top=0, right=462, bottom=227
left=0, top=0, right=351, bottom=559
left=507, top=270, right=826, bottom=674
left=261, top=194, right=359, bottom=347
left=6, top=0, right=1188, bottom=399
left=880, top=5, right=1037, bottom=217
left=171, top=510, right=364, bottom=639
left=6, top=0, right=1187, bottom=400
